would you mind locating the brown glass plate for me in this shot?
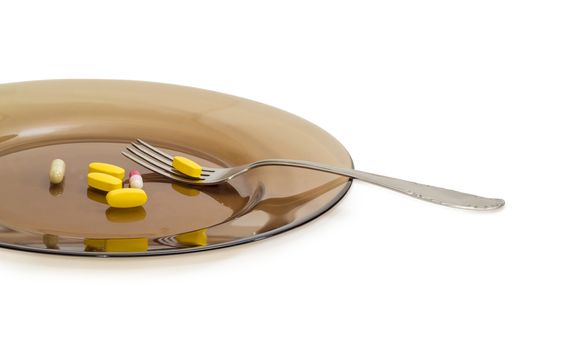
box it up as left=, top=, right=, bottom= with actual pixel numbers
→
left=0, top=80, right=353, bottom=257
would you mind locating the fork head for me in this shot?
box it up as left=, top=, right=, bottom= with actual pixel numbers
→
left=122, top=139, right=240, bottom=186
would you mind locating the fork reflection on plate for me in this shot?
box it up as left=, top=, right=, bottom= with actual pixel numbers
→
left=122, top=139, right=505, bottom=211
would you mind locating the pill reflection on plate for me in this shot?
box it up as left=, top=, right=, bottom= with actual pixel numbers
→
left=49, top=183, right=64, bottom=196
left=84, top=238, right=148, bottom=252
left=105, top=207, right=147, bottom=223
left=86, top=188, right=108, bottom=204
left=172, top=183, right=200, bottom=197
left=42, top=234, right=59, bottom=249
left=175, top=228, right=207, bottom=247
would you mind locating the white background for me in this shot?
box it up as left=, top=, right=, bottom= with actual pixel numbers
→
left=0, top=1, right=579, bottom=349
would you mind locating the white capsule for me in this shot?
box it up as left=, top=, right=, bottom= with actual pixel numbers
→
left=49, top=159, right=66, bottom=184
left=129, top=174, right=143, bottom=189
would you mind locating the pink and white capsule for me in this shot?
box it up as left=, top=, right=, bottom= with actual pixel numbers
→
left=129, top=170, right=143, bottom=189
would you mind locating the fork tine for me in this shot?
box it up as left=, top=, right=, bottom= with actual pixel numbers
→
left=131, top=142, right=173, bottom=167
left=136, top=139, right=174, bottom=161
left=136, top=139, right=215, bottom=174
left=121, top=152, right=204, bottom=185
left=127, top=145, right=211, bottom=178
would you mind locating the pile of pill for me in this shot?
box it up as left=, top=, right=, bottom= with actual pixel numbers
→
left=48, top=159, right=148, bottom=209
left=47, top=158, right=209, bottom=250
left=87, top=162, right=147, bottom=208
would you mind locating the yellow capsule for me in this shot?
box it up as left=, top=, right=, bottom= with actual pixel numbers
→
left=87, top=172, right=122, bottom=192
left=172, top=156, right=202, bottom=178
left=84, top=238, right=148, bottom=252
left=49, top=159, right=66, bottom=184
left=106, top=188, right=148, bottom=208
left=176, top=228, right=207, bottom=247
left=88, top=162, right=125, bottom=180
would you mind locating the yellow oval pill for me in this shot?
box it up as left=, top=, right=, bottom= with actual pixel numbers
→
left=172, top=156, right=202, bottom=178
left=88, top=162, right=125, bottom=180
left=87, top=173, right=122, bottom=192
left=106, top=188, right=148, bottom=208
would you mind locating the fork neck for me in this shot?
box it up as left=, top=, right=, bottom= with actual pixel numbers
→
left=247, top=159, right=358, bottom=178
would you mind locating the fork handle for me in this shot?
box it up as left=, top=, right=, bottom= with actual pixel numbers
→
left=250, top=159, right=504, bottom=210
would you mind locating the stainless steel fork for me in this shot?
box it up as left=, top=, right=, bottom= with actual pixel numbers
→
left=122, top=139, right=505, bottom=211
